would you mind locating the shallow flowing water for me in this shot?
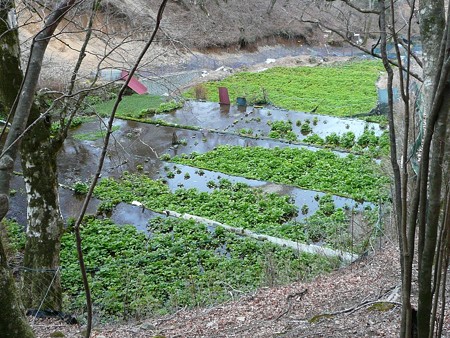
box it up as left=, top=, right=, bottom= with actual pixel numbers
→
left=152, top=101, right=384, bottom=140
left=8, top=102, right=377, bottom=230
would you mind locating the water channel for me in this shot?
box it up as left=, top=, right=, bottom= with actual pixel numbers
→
left=9, top=101, right=378, bottom=232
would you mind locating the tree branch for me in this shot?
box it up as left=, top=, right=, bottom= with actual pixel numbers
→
left=71, top=1, right=169, bottom=337
left=299, top=16, right=423, bottom=82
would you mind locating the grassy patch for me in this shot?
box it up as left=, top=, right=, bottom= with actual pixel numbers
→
left=184, top=60, right=384, bottom=116
left=172, top=146, right=388, bottom=202
left=61, top=217, right=338, bottom=318
left=73, top=125, right=120, bottom=141
left=368, top=302, right=395, bottom=312
left=94, top=94, right=163, bottom=118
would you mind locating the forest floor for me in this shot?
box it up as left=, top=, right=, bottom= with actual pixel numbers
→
left=29, top=240, right=415, bottom=337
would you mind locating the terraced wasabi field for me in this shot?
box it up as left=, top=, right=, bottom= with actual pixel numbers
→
left=8, top=59, right=389, bottom=319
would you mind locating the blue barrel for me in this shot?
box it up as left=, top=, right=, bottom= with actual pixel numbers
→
left=236, top=97, right=247, bottom=106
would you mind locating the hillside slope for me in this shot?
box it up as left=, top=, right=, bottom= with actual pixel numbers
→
left=30, top=242, right=417, bottom=337
left=17, top=0, right=367, bottom=87
left=97, top=0, right=321, bottom=49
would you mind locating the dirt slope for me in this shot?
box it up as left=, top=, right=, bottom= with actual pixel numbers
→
left=98, top=0, right=321, bottom=49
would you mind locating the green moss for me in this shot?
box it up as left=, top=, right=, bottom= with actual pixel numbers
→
left=309, top=313, right=334, bottom=323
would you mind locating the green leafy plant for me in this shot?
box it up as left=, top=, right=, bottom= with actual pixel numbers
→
left=304, top=134, right=325, bottom=145
left=301, top=204, right=309, bottom=215
left=267, top=120, right=297, bottom=141
left=73, top=181, right=89, bottom=195
left=357, top=128, right=378, bottom=148
left=300, top=122, right=312, bottom=135
left=160, top=153, right=171, bottom=161
left=171, top=145, right=388, bottom=202
left=238, top=128, right=253, bottom=135
left=183, top=60, right=383, bottom=117
left=1, top=219, right=26, bottom=253
left=60, top=217, right=338, bottom=319
left=340, top=132, right=356, bottom=149
left=94, top=174, right=298, bottom=236
left=325, top=132, right=340, bottom=146
left=303, top=130, right=389, bottom=156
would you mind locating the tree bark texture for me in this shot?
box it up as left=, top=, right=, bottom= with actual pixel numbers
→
left=417, top=84, right=450, bottom=337
left=0, top=1, right=78, bottom=336
left=20, top=107, right=64, bottom=311
left=0, top=1, right=21, bottom=118
left=0, top=239, right=34, bottom=338
left=0, top=0, right=23, bottom=222
left=415, top=0, right=449, bottom=336
left=0, top=2, right=34, bottom=336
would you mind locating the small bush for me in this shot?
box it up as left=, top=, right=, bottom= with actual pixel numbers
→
left=325, top=133, right=340, bottom=146
left=286, top=131, right=298, bottom=142
left=357, top=129, right=379, bottom=148
left=160, top=153, right=171, bottom=161
left=97, top=200, right=115, bottom=214
left=268, top=130, right=281, bottom=139
left=239, top=128, right=253, bottom=135
left=300, top=123, right=312, bottom=135
left=340, top=132, right=356, bottom=149
left=194, top=84, right=207, bottom=100
left=304, top=134, right=324, bottom=145
left=73, top=181, right=89, bottom=195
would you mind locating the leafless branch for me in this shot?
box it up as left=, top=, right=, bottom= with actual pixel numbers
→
left=299, top=16, right=423, bottom=82
left=71, top=1, right=169, bottom=337
left=331, top=0, right=381, bottom=14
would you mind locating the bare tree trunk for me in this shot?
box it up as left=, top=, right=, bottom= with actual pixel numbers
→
left=417, top=84, right=450, bottom=337
left=20, top=107, right=64, bottom=311
left=415, top=0, right=449, bottom=335
left=0, top=239, right=34, bottom=338
left=19, top=0, right=101, bottom=313
left=0, top=2, right=35, bottom=336
left=0, top=0, right=22, bottom=221
left=0, top=1, right=78, bottom=335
